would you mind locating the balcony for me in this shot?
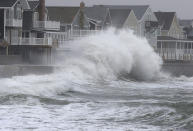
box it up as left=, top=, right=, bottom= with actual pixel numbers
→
left=9, top=37, right=53, bottom=46
left=33, top=21, right=60, bottom=30
left=6, top=19, right=22, bottom=27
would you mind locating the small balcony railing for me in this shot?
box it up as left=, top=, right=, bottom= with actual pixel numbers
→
left=8, top=37, right=53, bottom=46
left=6, top=19, right=22, bottom=27
left=33, top=21, right=60, bottom=30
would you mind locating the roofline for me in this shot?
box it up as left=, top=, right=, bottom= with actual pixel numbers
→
left=138, top=5, right=150, bottom=22
left=123, top=10, right=138, bottom=27
left=130, top=10, right=138, bottom=22
left=26, top=0, right=30, bottom=9
left=32, top=1, right=40, bottom=10
left=87, top=17, right=101, bottom=25
left=168, top=12, right=177, bottom=32
left=0, top=0, right=19, bottom=8
left=88, top=19, right=98, bottom=25
left=12, top=0, right=20, bottom=8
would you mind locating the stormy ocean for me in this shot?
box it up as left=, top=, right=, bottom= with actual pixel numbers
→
left=0, top=29, right=192, bottom=131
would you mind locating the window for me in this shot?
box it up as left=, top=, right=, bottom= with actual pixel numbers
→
left=34, top=12, right=39, bottom=21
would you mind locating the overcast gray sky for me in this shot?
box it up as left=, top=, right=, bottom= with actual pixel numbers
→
left=46, top=0, right=192, bottom=19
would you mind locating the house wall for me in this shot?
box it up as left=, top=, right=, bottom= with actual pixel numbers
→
left=6, top=28, right=22, bottom=44
left=138, top=7, right=158, bottom=48
left=123, top=11, right=138, bottom=34
left=168, top=15, right=184, bottom=39
left=139, top=7, right=158, bottom=37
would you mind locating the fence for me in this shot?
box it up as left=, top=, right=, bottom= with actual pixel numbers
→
left=9, top=37, right=53, bottom=46
left=157, top=39, right=193, bottom=61
left=33, top=20, right=60, bottom=30
left=6, top=19, right=22, bottom=27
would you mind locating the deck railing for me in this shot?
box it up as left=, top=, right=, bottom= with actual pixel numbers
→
left=6, top=19, right=22, bottom=27
left=53, top=30, right=100, bottom=46
left=69, top=30, right=100, bottom=38
left=9, top=37, right=53, bottom=46
left=157, top=39, right=193, bottom=61
left=33, top=20, right=60, bottom=30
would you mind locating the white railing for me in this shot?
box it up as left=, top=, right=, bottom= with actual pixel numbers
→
left=33, top=21, right=60, bottom=30
left=157, top=49, right=193, bottom=61
left=157, top=39, right=193, bottom=61
left=6, top=19, right=22, bottom=27
left=66, top=30, right=100, bottom=40
left=10, top=37, right=53, bottom=46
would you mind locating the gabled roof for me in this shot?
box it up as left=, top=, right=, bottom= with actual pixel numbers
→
left=28, top=0, right=39, bottom=10
left=0, top=0, right=18, bottom=8
left=47, top=7, right=80, bottom=24
left=110, top=9, right=132, bottom=28
left=83, top=6, right=109, bottom=25
left=97, top=5, right=149, bottom=20
left=154, top=12, right=175, bottom=30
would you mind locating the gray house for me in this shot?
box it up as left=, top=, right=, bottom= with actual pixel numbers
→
left=0, top=0, right=30, bottom=44
left=23, top=0, right=61, bottom=39
left=101, top=5, right=159, bottom=48
left=47, top=6, right=90, bottom=31
left=109, top=9, right=138, bottom=33
left=154, top=12, right=184, bottom=39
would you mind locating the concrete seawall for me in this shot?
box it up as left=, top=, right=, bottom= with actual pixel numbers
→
left=0, top=62, right=193, bottom=78
left=0, top=65, right=54, bottom=78
left=162, top=61, right=193, bottom=77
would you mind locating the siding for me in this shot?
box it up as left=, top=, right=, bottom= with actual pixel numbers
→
left=123, top=10, right=138, bottom=34
left=168, top=15, right=184, bottom=39
left=138, top=7, right=158, bottom=37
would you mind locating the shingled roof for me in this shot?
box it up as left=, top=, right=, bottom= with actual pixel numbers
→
left=154, top=12, right=175, bottom=30
left=28, top=0, right=39, bottom=10
left=110, top=9, right=132, bottom=28
left=47, top=7, right=80, bottom=24
left=0, top=0, right=18, bottom=8
left=98, top=5, right=149, bottom=20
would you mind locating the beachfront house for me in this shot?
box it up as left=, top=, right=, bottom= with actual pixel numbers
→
left=22, top=0, right=61, bottom=45
left=109, top=8, right=138, bottom=34
left=0, top=0, right=30, bottom=45
left=47, top=3, right=90, bottom=32
left=102, top=5, right=159, bottom=48
left=83, top=5, right=111, bottom=30
left=156, top=15, right=193, bottom=61
left=154, top=12, right=184, bottom=39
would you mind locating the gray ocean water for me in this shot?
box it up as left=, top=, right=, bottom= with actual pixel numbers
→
left=0, top=77, right=193, bottom=131
left=0, top=29, right=192, bottom=131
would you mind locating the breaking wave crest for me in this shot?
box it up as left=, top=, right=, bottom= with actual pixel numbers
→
left=56, top=28, right=163, bottom=81
left=0, top=28, right=164, bottom=97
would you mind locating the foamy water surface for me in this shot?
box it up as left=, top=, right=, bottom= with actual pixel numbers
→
left=0, top=29, right=192, bottom=131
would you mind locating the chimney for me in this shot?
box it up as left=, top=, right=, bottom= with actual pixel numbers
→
left=80, top=1, right=85, bottom=10
left=39, top=0, right=45, bottom=21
